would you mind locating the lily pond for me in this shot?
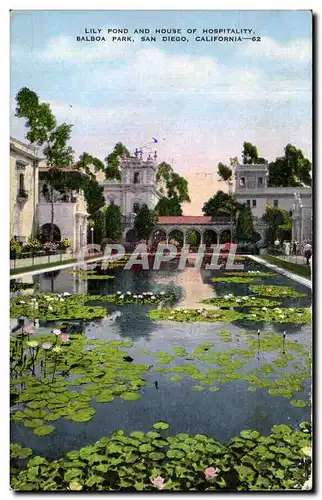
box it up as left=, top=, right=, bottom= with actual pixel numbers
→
left=10, top=257, right=312, bottom=491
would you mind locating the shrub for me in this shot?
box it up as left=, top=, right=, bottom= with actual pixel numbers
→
left=59, top=238, right=71, bottom=250
left=10, top=238, right=22, bottom=259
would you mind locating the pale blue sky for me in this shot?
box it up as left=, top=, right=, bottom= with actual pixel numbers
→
left=10, top=10, right=312, bottom=174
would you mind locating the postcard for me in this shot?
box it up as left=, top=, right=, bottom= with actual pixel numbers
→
left=10, top=10, right=312, bottom=492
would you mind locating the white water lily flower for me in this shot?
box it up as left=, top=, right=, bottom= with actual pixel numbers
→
left=138, top=295, right=143, bottom=299
left=151, top=296, right=156, bottom=300
left=262, top=307, right=267, bottom=311
left=30, top=298, right=36, bottom=302
left=126, top=291, right=131, bottom=295
left=236, top=299, right=242, bottom=303
left=160, top=291, right=165, bottom=295
left=120, top=295, right=124, bottom=299
left=117, top=291, right=122, bottom=295
left=168, top=316, right=174, bottom=320
left=133, top=295, right=137, bottom=299
left=52, top=329, right=61, bottom=336
left=19, top=301, right=25, bottom=304
left=197, top=308, right=204, bottom=313
left=150, top=476, right=166, bottom=490
left=280, top=315, right=285, bottom=319
left=252, top=314, right=257, bottom=317
left=48, top=306, right=53, bottom=311
left=63, top=292, right=71, bottom=296
left=42, top=343, right=52, bottom=350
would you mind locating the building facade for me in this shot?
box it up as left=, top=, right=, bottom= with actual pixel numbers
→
left=101, top=150, right=162, bottom=216
left=101, top=149, right=162, bottom=242
left=10, top=137, right=89, bottom=251
left=234, top=163, right=312, bottom=242
left=10, top=137, right=42, bottom=241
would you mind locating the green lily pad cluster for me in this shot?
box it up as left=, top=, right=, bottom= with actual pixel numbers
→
left=10, top=421, right=312, bottom=491
left=211, top=276, right=258, bottom=283
left=11, top=331, right=152, bottom=436
left=250, top=285, right=307, bottom=298
left=89, top=291, right=176, bottom=305
left=202, top=296, right=280, bottom=308
left=10, top=293, right=109, bottom=321
left=148, top=307, right=242, bottom=323
left=225, top=271, right=277, bottom=278
left=152, top=333, right=310, bottom=402
left=245, top=308, right=311, bottom=324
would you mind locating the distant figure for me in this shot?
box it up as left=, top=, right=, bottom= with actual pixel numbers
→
left=309, top=254, right=312, bottom=275
left=304, top=242, right=312, bottom=265
left=292, top=240, right=297, bottom=255
left=154, top=381, right=159, bottom=390
left=285, top=242, right=290, bottom=256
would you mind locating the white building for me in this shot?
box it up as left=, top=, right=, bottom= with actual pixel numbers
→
left=234, top=163, right=312, bottom=242
left=10, top=137, right=88, bottom=252
left=10, top=137, right=42, bottom=241
left=101, top=149, right=162, bottom=242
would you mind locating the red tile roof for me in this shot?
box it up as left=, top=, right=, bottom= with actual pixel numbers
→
left=158, top=216, right=213, bottom=225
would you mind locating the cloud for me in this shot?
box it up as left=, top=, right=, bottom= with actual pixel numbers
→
left=241, top=37, right=311, bottom=62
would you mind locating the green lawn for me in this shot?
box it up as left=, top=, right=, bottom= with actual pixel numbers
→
left=262, top=255, right=311, bottom=278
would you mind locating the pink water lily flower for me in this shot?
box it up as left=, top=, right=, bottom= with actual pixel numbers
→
left=150, top=476, right=166, bottom=490
left=42, top=343, right=52, bottom=350
left=22, top=325, right=35, bottom=335
left=60, top=334, right=69, bottom=343
left=204, top=467, right=219, bottom=480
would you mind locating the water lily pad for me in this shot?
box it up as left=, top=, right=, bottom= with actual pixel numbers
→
left=153, top=421, right=169, bottom=430
left=120, top=392, right=141, bottom=401
left=33, top=424, right=55, bottom=436
left=291, top=400, right=307, bottom=408
left=149, top=451, right=166, bottom=461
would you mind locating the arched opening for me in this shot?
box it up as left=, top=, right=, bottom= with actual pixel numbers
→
left=19, top=173, right=25, bottom=192
left=203, top=229, right=218, bottom=247
left=40, top=223, right=61, bottom=243
left=133, top=172, right=140, bottom=184
left=219, top=229, right=231, bottom=244
left=133, top=202, right=140, bottom=214
left=152, top=229, right=167, bottom=245
left=186, top=230, right=201, bottom=249
left=168, top=229, right=184, bottom=248
left=252, top=231, right=262, bottom=243
left=125, top=228, right=138, bottom=243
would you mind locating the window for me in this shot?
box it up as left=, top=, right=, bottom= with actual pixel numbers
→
left=258, top=177, right=263, bottom=186
left=110, top=200, right=115, bottom=206
left=252, top=199, right=257, bottom=207
left=289, top=210, right=293, bottom=216
left=273, top=200, right=279, bottom=207
left=133, top=172, right=140, bottom=184
left=246, top=200, right=251, bottom=207
left=19, top=173, right=25, bottom=192
left=240, top=177, right=245, bottom=187
left=133, top=202, right=140, bottom=214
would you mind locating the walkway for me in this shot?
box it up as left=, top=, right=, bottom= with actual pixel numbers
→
left=248, top=255, right=312, bottom=289
left=10, top=254, right=105, bottom=280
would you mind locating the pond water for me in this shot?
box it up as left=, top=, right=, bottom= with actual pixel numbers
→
left=10, top=258, right=312, bottom=461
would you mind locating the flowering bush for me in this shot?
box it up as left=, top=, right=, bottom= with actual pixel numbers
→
left=59, top=238, right=71, bottom=250
left=43, top=241, right=59, bottom=252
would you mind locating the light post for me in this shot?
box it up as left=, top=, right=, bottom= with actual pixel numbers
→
left=228, top=179, right=233, bottom=244
left=90, top=226, right=94, bottom=245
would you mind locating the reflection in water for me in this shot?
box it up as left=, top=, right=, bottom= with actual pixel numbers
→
left=153, top=267, right=216, bottom=309
left=10, top=258, right=311, bottom=460
left=35, top=269, right=88, bottom=295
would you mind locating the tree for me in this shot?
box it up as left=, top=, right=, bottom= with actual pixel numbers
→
left=105, top=142, right=130, bottom=180
left=202, top=191, right=237, bottom=217
left=261, top=205, right=292, bottom=244
left=15, top=87, right=74, bottom=241
left=217, top=162, right=233, bottom=183
left=155, top=197, right=182, bottom=216
left=156, top=162, right=190, bottom=215
left=242, top=141, right=259, bottom=165
left=268, top=144, right=312, bottom=187
left=234, top=204, right=254, bottom=243
left=134, top=204, right=157, bottom=242
left=104, top=204, right=122, bottom=241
